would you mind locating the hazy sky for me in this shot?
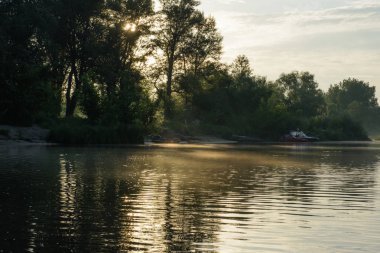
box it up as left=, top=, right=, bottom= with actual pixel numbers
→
left=199, top=0, right=380, bottom=96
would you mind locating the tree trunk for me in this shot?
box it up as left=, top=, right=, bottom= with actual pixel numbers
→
left=67, top=66, right=81, bottom=117
left=165, top=48, right=175, bottom=118
left=65, top=64, right=81, bottom=117
left=65, top=70, right=74, bottom=117
left=167, top=52, right=174, bottom=98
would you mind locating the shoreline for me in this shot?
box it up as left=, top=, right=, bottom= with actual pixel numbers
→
left=1, top=139, right=377, bottom=148
left=1, top=124, right=376, bottom=147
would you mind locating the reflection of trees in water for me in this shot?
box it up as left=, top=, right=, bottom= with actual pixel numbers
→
left=52, top=149, right=147, bottom=252
left=1, top=145, right=380, bottom=252
left=5, top=148, right=146, bottom=252
left=0, top=146, right=61, bottom=252
left=116, top=156, right=221, bottom=252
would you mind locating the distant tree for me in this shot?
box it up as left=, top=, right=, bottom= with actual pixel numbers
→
left=327, top=78, right=378, bottom=111
left=326, top=78, right=380, bottom=133
left=276, top=71, right=325, bottom=118
left=228, top=55, right=255, bottom=90
left=230, top=55, right=252, bottom=80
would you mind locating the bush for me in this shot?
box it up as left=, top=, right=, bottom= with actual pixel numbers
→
left=308, top=115, right=369, bottom=141
left=48, top=118, right=144, bottom=145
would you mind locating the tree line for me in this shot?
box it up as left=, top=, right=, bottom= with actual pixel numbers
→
left=1, top=0, right=379, bottom=143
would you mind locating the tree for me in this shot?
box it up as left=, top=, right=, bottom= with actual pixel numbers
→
left=176, top=14, right=222, bottom=105
left=180, top=16, right=222, bottom=77
left=327, top=78, right=378, bottom=111
left=39, top=0, right=106, bottom=117
left=0, top=0, right=61, bottom=125
left=230, top=55, right=252, bottom=80
left=154, top=0, right=201, bottom=117
left=40, top=0, right=154, bottom=121
left=228, top=55, right=254, bottom=90
left=326, top=78, right=380, bottom=133
left=95, top=0, right=153, bottom=94
left=276, top=71, right=325, bottom=118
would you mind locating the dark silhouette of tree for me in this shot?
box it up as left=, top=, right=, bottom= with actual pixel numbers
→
left=181, top=16, right=222, bottom=77
left=231, top=55, right=252, bottom=80
left=0, top=0, right=61, bottom=125
left=176, top=14, right=222, bottom=106
left=154, top=0, right=201, bottom=117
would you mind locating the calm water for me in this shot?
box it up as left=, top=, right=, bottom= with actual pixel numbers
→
left=1, top=143, right=380, bottom=252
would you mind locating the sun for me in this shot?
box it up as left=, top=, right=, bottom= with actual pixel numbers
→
left=123, top=23, right=136, bottom=32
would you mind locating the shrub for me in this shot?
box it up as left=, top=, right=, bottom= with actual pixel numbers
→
left=308, top=115, right=369, bottom=141
left=48, top=118, right=144, bottom=145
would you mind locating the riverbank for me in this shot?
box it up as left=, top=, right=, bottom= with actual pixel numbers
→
left=0, top=124, right=236, bottom=145
left=0, top=123, right=374, bottom=146
left=0, top=125, right=49, bottom=143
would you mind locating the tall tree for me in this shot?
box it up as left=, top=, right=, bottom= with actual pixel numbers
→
left=230, top=55, right=253, bottom=89
left=230, top=55, right=252, bottom=80
left=0, top=0, right=60, bottom=124
left=176, top=14, right=222, bottom=104
left=154, top=0, right=201, bottom=117
left=42, top=0, right=106, bottom=117
left=180, top=15, right=222, bottom=77
left=96, top=0, right=153, bottom=92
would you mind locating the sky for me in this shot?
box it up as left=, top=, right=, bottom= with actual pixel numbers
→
left=199, top=0, right=380, bottom=96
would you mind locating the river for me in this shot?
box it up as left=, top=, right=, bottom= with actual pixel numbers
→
left=1, top=143, right=380, bottom=252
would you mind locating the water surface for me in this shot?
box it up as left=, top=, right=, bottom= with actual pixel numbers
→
left=1, top=143, right=380, bottom=252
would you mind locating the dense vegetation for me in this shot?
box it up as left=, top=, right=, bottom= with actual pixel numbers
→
left=1, top=0, right=379, bottom=143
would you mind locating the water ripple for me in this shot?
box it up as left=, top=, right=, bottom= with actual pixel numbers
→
left=1, top=144, right=380, bottom=252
